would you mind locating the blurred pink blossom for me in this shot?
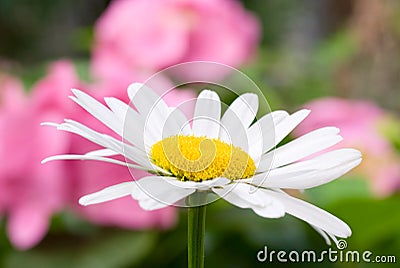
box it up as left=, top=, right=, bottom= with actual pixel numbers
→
left=91, top=0, right=260, bottom=81
left=0, top=72, right=70, bottom=250
left=294, top=98, right=400, bottom=197
left=0, top=59, right=194, bottom=249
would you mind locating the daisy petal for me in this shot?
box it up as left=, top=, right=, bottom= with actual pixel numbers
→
left=57, top=119, right=150, bottom=167
left=104, top=97, right=146, bottom=150
left=220, top=93, right=258, bottom=150
left=127, top=83, right=169, bottom=116
left=192, top=90, right=221, bottom=138
left=266, top=190, right=352, bottom=238
left=213, top=183, right=285, bottom=218
left=41, top=154, right=150, bottom=171
left=70, top=89, right=122, bottom=135
left=213, top=183, right=263, bottom=208
left=263, top=127, right=343, bottom=169
left=133, top=176, right=195, bottom=210
left=250, top=192, right=286, bottom=218
left=128, top=83, right=188, bottom=147
left=124, top=107, right=147, bottom=149
left=104, top=97, right=128, bottom=122
left=310, top=225, right=332, bottom=245
left=168, top=107, right=192, bottom=136
left=255, top=149, right=362, bottom=188
left=127, top=83, right=171, bottom=145
left=79, top=182, right=135, bottom=206
left=85, top=148, right=118, bottom=157
left=267, top=109, right=311, bottom=152
left=227, top=93, right=259, bottom=128
left=247, top=110, right=289, bottom=159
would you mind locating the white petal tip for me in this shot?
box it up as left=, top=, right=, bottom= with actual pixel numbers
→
left=338, top=230, right=352, bottom=239
left=333, top=222, right=352, bottom=238
left=41, top=154, right=85, bottom=164
left=78, top=197, right=90, bottom=206
left=301, top=109, right=311, bottom=116
left=71, top=88, right=83, bottom=94
left=40, top=122, right=59, bottom=127
left=199, top=89, right=218, bottom=97
left=41, top=157, right=52, bottom=164
left=68, top=95, right=77, bottom=101
left=127, top=83, right=145, bottom=98
left=128, top=82, right=144, bottom=88
left=348, top=149, right=363, bottom=160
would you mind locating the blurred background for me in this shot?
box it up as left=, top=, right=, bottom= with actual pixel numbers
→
left=0, top=0, right=399, bottom=267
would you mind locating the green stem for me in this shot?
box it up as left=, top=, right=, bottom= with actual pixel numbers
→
left=187, top=193, right=207, bottom=268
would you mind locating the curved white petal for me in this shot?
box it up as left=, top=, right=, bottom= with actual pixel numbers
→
left=104, top=97, right=128, bottom=122
left=192, top=90, right=221, bottom=138
left=79, top=181, right=135, bottom=206
left=127, top=83, right=170, bottom=146
left=250, top=190, right=286, bottom=218
left=56, top=119, right=151, bottom=168
left=267, top=109, right=311, bottom=152
left=247, top=110, right=289, bottom=160
left=133, top=176, right=195, bottom=210
left=124, top=106, right=147, bottom=146
left=258, top=146, right=359, bottom=174
left=219, top=93, right=258, bottom=151
left=261, top=126, right=343, bottom=170
left=213, top=183, right=285, bottom=218
left=127, top=83, right=169, bottom=116
left=128, top=83, right=190, bottom=148
left=254, top=149, right=362, bottom=188
left=310, top=225, right=333, bottom=245
left=168, top=107, right=192, bottom=136
left=41, top=154, right=169, bottom=174
left=70, top=89, right=122, bottom=136
left=213, top=183, right=262, bottom=208
left=105, top=97, right=147, bottom=150
left=227, top=93, right=259, bottom=128
left=153, top=106, right=193, bottom=139
left=266, top=190, right=352, bottom=238
left=42, top=154, right=137, bottom=168
left=84, top=148, right=117, bottom=157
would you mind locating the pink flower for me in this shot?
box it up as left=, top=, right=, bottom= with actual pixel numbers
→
left=294, top=98, right=400, bottom=196
left=91, top=0, right=260, bottom=81
left=0, top=72, right=70, bottom=250
left=0, top=59, right=191, bottom=249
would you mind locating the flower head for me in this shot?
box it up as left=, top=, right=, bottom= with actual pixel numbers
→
left=43, top=83, right=362, bottom=245
left=150, top=135, right=256, bottom=181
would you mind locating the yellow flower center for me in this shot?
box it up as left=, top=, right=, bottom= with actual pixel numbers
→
left=150, top=135, right=256, bottom=182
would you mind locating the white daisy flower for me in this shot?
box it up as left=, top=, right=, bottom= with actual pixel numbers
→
left=42, top=83, right=361, bottom=244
